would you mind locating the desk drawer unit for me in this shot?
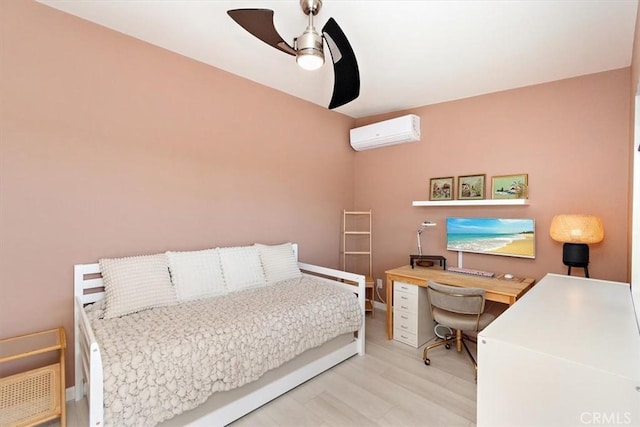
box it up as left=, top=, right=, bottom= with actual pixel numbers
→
left=395, top=290, right=418, bottom=313
left=393, top=281, right=434, bottom=348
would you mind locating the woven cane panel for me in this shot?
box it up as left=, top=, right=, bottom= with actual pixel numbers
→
left=0, top=364, right=60, bottom=427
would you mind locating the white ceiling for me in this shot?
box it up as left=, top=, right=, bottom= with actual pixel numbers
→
left=38, top=0, right=638, bottom=119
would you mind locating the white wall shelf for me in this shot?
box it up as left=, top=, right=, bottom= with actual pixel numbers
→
left=412, top=199, right=529, bottom=207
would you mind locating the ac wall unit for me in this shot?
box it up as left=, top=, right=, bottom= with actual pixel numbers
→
left=349, top=114, right=421, bottom=151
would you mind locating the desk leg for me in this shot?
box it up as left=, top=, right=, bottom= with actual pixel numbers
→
left=386, top=276, right=393, bottom=340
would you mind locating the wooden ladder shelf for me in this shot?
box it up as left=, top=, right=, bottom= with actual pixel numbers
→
left=342, top=210, right=375, bottom=316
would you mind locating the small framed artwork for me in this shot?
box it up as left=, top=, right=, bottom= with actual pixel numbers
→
left=491, top=174, right=528, bottom=199
left=458, top=174, right=486, bottom=200
left=429, top=177, right=454, bottom=201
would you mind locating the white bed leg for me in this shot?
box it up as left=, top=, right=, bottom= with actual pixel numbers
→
left=355, top=273, right=366, bottom=356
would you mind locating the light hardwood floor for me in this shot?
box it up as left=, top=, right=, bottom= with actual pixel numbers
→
left=59, top=303, right=507, bottom=427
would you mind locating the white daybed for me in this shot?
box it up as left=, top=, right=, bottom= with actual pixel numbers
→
left=74, top=243, right=365, bottom=427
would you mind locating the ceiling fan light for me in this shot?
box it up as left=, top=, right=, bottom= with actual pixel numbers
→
left=295, top=26, right=324, bottom=70
left=297, top=49, right=324, bottom=70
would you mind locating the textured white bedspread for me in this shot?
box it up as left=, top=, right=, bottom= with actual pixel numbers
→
left=85, top=275, right=363, bottom=426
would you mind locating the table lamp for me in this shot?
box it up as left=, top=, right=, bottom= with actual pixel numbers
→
left=417, top=221, right=436, bottom=256
left=410, top=221, right=446, bottom=269
left=549, top=214, right=604, bottom=278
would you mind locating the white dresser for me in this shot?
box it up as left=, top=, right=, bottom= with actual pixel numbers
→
left=477, top=274, right=640, bottom=427
left=393, top=281, right=434, bottom=347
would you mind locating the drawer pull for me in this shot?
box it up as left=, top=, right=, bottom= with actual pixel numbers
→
left=401, top=315, right=408, bottom=320
left=401, top=325, right=408, bottom=329
left=401, top=296, right=408, bottom=300
left=400, top=334, right=409, bottom=339
left=401, top=305, right=408, bottom=310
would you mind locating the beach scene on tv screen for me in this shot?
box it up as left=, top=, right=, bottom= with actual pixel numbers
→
left=446, top=217, right=535, bottom=258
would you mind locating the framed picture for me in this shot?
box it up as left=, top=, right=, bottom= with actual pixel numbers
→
left=429, top=177, right=454, bottom=201
left=458, top=174, right=486, bottom=200
left=491, top=174, right=528, bottom=199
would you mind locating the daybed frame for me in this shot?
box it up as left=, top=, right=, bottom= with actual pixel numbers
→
left=73, top=244, right=366, bottom=427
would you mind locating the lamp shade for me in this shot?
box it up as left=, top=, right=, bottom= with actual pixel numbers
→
left=549, top=214, right=604, bottom=244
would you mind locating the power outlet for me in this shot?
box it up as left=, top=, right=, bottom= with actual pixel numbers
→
left=376, top=279, right=383, bottom=289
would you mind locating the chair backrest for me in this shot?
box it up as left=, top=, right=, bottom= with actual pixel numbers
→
left=427, top=281, right=486, bottom=315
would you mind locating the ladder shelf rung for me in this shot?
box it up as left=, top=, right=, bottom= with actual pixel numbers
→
left=344, top=231, right=371, bottom=235
left=343, top=251, right=371, bottom=255
left=344, top=211, right=372, bottom=215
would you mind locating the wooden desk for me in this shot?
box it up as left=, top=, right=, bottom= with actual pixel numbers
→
left=385, top=265, right=535, bottom=340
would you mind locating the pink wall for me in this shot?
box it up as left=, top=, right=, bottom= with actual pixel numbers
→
left=0, top=1, right=355, bottom=383
left=354, top=69, right=631, bottom=287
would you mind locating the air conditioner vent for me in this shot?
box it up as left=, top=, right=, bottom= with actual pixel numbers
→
left=349, top=114, right=420, bottom=151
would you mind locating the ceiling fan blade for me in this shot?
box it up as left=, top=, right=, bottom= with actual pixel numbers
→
left=227, top=9, right=296, bottom=56
left=322, top=18, right=360, bottom=109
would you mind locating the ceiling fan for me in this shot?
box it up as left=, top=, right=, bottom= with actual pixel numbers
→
left=227, top=0, right=360, bottom=110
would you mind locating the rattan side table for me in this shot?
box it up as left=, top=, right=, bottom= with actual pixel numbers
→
left=0, top=328, right=66, bottom=427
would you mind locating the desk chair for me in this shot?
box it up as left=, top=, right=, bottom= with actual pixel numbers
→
left=422, top=281, right=495, bottom=379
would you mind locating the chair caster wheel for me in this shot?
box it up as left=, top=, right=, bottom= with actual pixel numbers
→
left=424, top=358, right=430, bottom=366
left=445, top=344, right=451, bottom=349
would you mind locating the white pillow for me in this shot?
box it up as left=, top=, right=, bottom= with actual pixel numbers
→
left=218, top=245, right=266, bottom=292
left=167, top=248, right=226, bottom=302
left=255, top=242, right=302, bottom=284
left=99, top=253, right=177, bottom=319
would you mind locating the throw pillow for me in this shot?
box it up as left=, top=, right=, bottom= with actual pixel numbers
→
left=167, top=248, right=226, bottom=302
left=99, top=253, right=177, bottom=319
left=218, top=245, right=267, bottom=292
left=255, top=242, right=302, bottom=284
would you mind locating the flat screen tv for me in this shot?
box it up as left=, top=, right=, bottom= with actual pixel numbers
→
left=446, top=217, right=535, bottom=259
